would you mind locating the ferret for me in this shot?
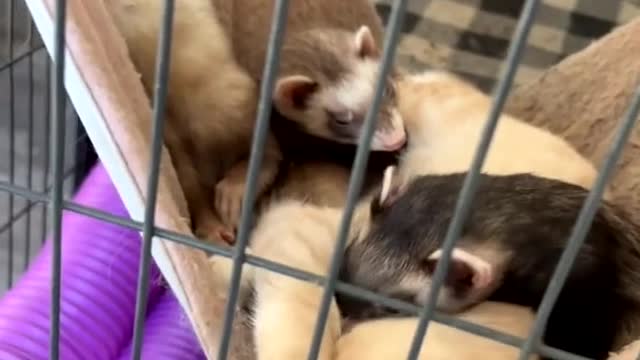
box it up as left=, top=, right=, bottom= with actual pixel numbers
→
left=213, top=0, right=406, bottom=152
left=208, top=171, right=539, bottom=360
left=210, top=69, right=628, bottom=358
left=106, top=0, right=407, bottom=243
left=212, top=167, right=640, bottom=360
left=105, top=0, right=274, bottom=244
left=395, top=69, right=611, bottom=198
left=337, top=301, right=539, bottom=360
left=209, top=250, right=538, bottom=360
left=343, top=170, right=640, bottom=359
left=208, top=0, right=407, bottom=212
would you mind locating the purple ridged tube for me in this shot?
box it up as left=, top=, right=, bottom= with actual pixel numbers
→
left=0, top=162, right=165, bottom=360
left=118, top=290, right=206, bottom=360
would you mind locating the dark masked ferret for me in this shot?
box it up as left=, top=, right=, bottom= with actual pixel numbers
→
left=343, top=171, right=640, bottom=360
left=209, top=170, right=537, bottom=360
left=105, top=0, right=276, bottom=244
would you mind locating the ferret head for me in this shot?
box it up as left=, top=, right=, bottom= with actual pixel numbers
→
left=273, top=26, right=406, bottom=152
left=344, top=168, right=507, bottom=314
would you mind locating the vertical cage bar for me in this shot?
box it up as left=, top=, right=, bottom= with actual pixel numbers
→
left=42, top=59, right=52, bottom=245
left=215, top=1, right=290, bottom=358
left=50, top=0, right=68, bottom=358
left=518, top=86, right=640, bottom=360
left=305, top=1, right=408, bottom=359
left=404, top=1, right=540, bottom=359
left=7, top=0, right=16, bottom=288
left=24, top=19, right=36, bottom=270
left=129, top=0, right=175, bottom=358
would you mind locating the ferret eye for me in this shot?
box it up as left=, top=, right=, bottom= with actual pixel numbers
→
left=420, top=258, right=437, bottom=275
left=329, top=111, right=352, bottom=126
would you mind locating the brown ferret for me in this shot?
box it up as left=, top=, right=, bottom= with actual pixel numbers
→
left=214, top=0, right=405, bottom=151
left=104, top=0, right=277, bottom=244
left=106, top=0, right=407, bottom=244
left=211, top=0, right=407, bottom=211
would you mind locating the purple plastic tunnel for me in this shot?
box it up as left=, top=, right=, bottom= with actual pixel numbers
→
left=0, top=161, right=204, bottom=359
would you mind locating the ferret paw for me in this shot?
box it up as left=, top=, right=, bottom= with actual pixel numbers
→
left=195, top=219, right=236, bottom=246
left=215, top=177, right=246, bottom=231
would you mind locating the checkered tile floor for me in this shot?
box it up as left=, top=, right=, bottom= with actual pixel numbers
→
left=373, top=0, right=640, bottom=91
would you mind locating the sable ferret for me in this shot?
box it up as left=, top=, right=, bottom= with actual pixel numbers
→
left=107, top=0, right=407, bottom=244
left=343, top=171, right=640, bottom=359
left=105, top=0, right=271, bottom=244
left=214, top=0, right=406, bottom=152
left=209, top=0, right=407, bottom=211
left=209, top=172, right=539, bottom=360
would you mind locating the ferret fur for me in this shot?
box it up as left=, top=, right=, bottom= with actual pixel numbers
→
left=344, top=172, right=640, bottom=359
left=207, top=70, right=626, bottom=359
left=395, top=69, right=611, bottom=198
left=337, top=301, right=538, bottom=360
left=209, top=191, right=536, bottom=360
left=211, top=0, right=406, bottom=152
left=104, top=0, right=282, bottom=243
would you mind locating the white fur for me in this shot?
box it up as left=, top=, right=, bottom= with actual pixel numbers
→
left=332, top=59, right=379, bottom=115
left=379, top=165, right=396, bottom=205
left=327, top=60, right=406, bottom=150
left=337, top=301, right=539, bottom=360
left=397, top=70, right=604, bottom=197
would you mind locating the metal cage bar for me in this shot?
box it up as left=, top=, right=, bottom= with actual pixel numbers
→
left=306, top=1, right=409, bottom=358
left=129, top=0, right=176, bottom=358
left=2, top=0, right=640, bottom=360
left=518, top=86, right=640, bottom=360
left=24, top=18, right=36, bottom=272
left=406, top=1, right=541, bottom=358
left=50, top=0, right=68, bottom=358
left=7, top=0, right=16, bottom=289
left=216, top=0, right=291, bottom=357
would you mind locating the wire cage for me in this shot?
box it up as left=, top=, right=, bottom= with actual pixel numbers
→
left=2, top=0, right=640, bottom=359
left=0, top=0, right=96, bottom=294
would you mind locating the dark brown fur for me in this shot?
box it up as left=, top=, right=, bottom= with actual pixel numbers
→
left=342, top=172, right=640, bottom=359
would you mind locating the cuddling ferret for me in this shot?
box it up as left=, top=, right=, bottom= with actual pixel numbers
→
left=105, top=0, right=264, bottom=243
left=210, top=70, right=635, bottom=359
left=395, top=69, right=607, bottom=196
left=106, top=0, right=407, bottom=244
left=212, top=0, right=407, bottom=213
left=212, top=172, right=551, bottom=360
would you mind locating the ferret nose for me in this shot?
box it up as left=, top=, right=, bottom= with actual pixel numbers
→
left=373, top=127, right=407, bottom=151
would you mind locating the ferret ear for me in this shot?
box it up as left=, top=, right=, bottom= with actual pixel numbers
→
left=424, top=248, right=493, bottom=292
left=370, top=166, right=406, bottom=217
left=354, top=25, right=379, bottom=58
left=274, top=75, right=318, bottom=111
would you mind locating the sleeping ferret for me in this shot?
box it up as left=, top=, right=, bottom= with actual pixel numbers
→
left=337, top=301, right=539, bottom=360
left=104, top=0, right=406, bottom=244
left=211, top=171, right=578, bottom=360
left=343, top=170, right=640, bottom=360
left=395, top=69, right=612, bottom=199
